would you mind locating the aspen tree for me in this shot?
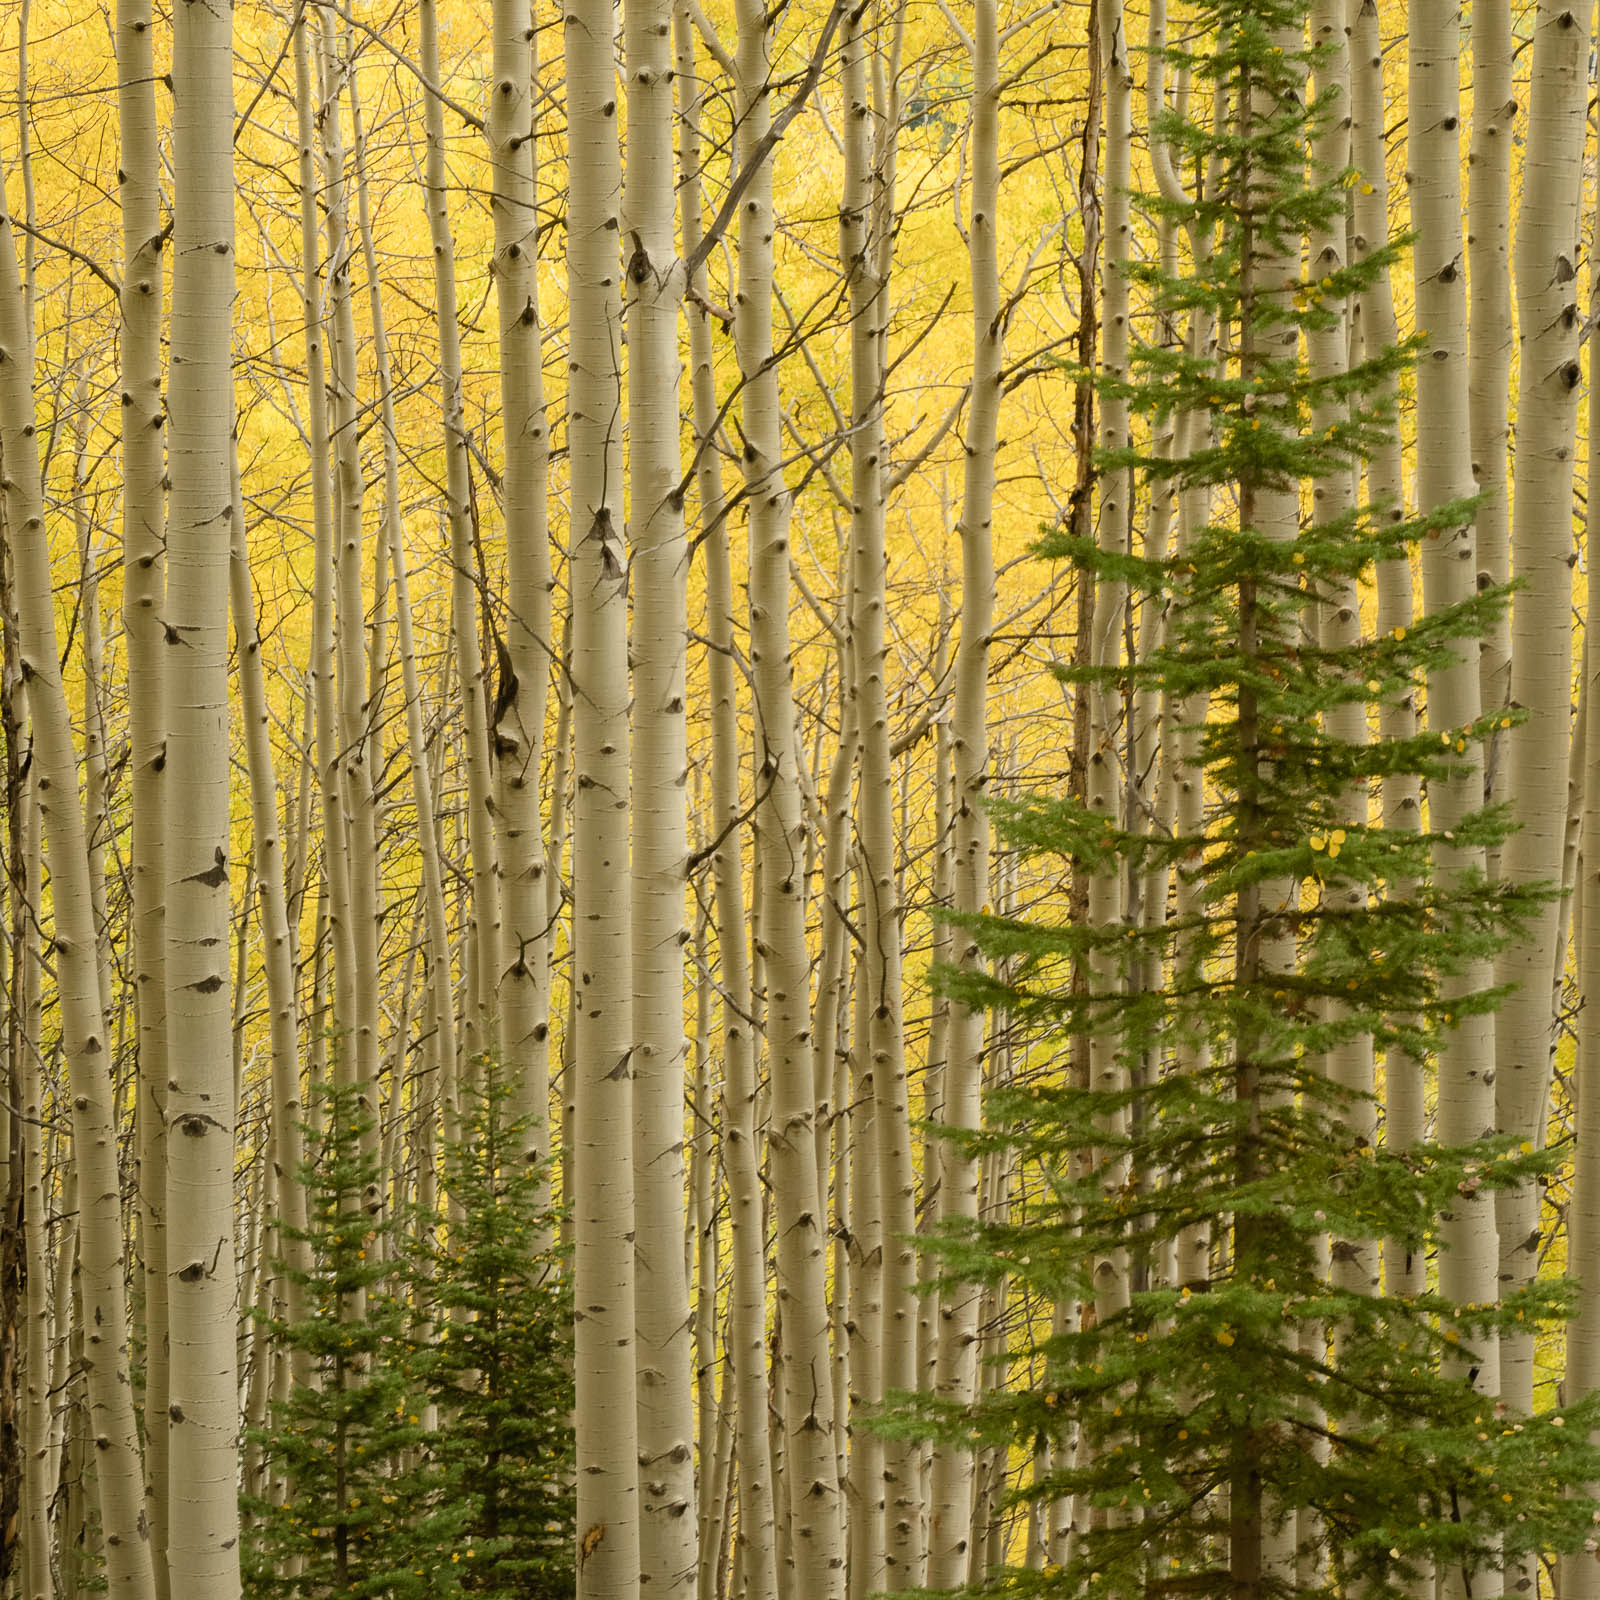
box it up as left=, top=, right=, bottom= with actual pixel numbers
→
left=71, top=379, right=112, bottom=1031
left=0, top=119, right=157, bottom=1600
left=343, top=77, right=458, bottom=1141
left=1467, top=0, right=1514, bottom=762
left=564, top=0, right=641, bottom=1593
left=293, top=9, right=360, bottom=1106
left=925, top=0, right=997, bottom=1583
left=848, top=943, right=886, bottom=1600
left=813, top=665, right=858, bottom=1232
left=116, top=0, right=169, bottom=1571
left=418, top=0, right=501, bottom=1062
left=19, top=780, right=50, bottom=1600
left=677, top=8, right=780, bottom=1594
left=228, top=438, right=309, bottom=1340
left=689, top=900, right=719, bottom=1583
left=625, top=0, right=698, bottom=1579
left=164, top=0, right=242, bottom=1578
left=1559, top=197, right=1600, bottom=1600
left=488, top=0, right=556, bottom=1163
left=1089, top=0, right=1131, bottom=1335
left=1309, top=0, right=1377, bottom=1318
left=1494, top=0, right=1592, bottom=1445
left=317, top=14, right=384, bottom=1155
left=1409, top=0, right=1504, bottom=1581
left=729, top=0, right=848, bottom=1585
left=1352, top=3, right=1428, bottom=1401
left=841, top=6, right=919, bottom=1582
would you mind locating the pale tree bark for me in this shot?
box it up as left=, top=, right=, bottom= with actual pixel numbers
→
left=565, top=0, right=641, bottom=1591
left=0, top=122, right=157, bottom=1600
left=1467, top=0, right=1514, bottom=781
left=228, top=436, right=309, bottom=1347
left=840, top=7, right=918, bottom=1584
left=729, top=0, right=847, bottom=1587
left=1090, top=0, right=1131, bottom=1342
left=918, top=582, right=951, bottom=1425
left=677, top=9, right=780, bottom=1595
left=317, top=14, right=384, bottom=1162
left=418, top=0, right=502, bottom=1063
left=689, top=899, right=719, bottom=1591
left=1351, top=0, right=1426, bottom=1325
left=341, top=54, right=459, bottom=1157
left=1309, top=0, right=1375, bottom=1308
left=116, top=0, right=169, bottom=1573
left=1494, top=0, right=1591, bottom=1470
left=293, top=8, right=359, bottom=1106
left=1558, top=184, right=1600, bottom=1600
left=848, top=941, right=885, bottom=1600
left=71, top=378, right=113, bottom=1039
left=1409, top=3, right=1503, bottom=1589
left=675, top=9, right=780, bottom=1587
left=925, top=0, right=997, bottom=1582
left=163, top=0, right=241, bottom=1579
left=19, top=779, right=50, bottom=1600
left=625, top=0, right=697, bottom=1581
left=488, top=0, right=556, bottom=1165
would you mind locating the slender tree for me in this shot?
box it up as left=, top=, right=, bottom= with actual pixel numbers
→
left=625, top=0, right=698, bottom=1583
left=564, top=0, right=641, bottom=1590
left=0, top=109, right=158, bottom=1600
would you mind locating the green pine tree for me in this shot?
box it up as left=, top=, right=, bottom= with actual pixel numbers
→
left=244, top=1077, right=465, bottom=1600
left=410, top=1061, right=575, bottom=1600
left=887, top=2, right=1600, bottom=1596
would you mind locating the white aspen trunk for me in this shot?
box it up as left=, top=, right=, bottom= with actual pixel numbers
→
left=1409, top=6, right=1503, bottom=1592
left=0, top=125, right=157, bottom=1600
left=1088, top=0, right=1135, bottom=1449
left=917, top=592, right=950, bottom=1491
left=830, top=939, right=855, bottom=1512
left=418, top=0, right=501, bottom=1064
left=677, top=9, right=782, bottom=1593
left=626, top=0, right=698, bottom=1578
left=116, top=0, right=169, bottom=1573
left=488, top=0, right=556, bottom=1165
left=848, top=948, right=886, bottom=1600
left=925, top=2, right=997, bottom=1582
left=1353, top=1, right=1428, bottom=1366
left=164, top=0, right=241, bottom=1579
left=813, top=680, right=856, bottom=1228
left=72, top=384, right=112, bottom=1031
left=1467, top=0, right=1515, bottom=783
left=1494, top=0, right=1591, bottom=1465
left=19, top=777, right=51, bottom=1600
left=565, top=0, right=641, bottom=1593
left=732, top=0, right=847, bottom=1587
left=1310, top=0, right=1376, bottom=1318
left=690, top=901, right=720, bottom=1588
left=293, top=10, right=359, bottom=1112
left=339, top=55, right=460, bottom=1165
left=318, top=15, right=384, bottom=1168
left=840, top=9, right=917, bottom=1583
left=229, top=439, right=310, bottom=1331
left=1558, top=191, right=1600, bottom=1600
